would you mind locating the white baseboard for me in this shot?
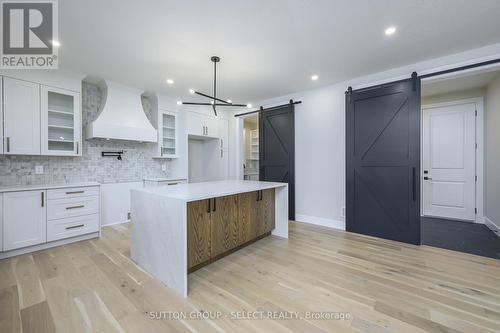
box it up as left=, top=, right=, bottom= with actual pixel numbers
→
left=295, top=214, right=345, bottom=230
left=0, top=232, right=99, bottom=259
left=102, top=219, right=130, bottom=227
left=484, top=217, right=500, bottom=238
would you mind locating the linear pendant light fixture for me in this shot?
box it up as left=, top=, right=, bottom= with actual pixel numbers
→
left=178, top=56, right=250, bottom=116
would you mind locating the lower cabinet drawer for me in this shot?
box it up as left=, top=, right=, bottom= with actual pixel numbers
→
left=47, top=214, right=99, bottom=242
left=48, top=196, right=99, bottom=220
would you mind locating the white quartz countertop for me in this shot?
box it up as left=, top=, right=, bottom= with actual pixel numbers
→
left=132, top=180, right=287, bottom=201
left=0, top=182, right=101, bottom=193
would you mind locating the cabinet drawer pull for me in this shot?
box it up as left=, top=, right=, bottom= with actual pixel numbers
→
left=66, top=205, right=84, bottom=210
left=6, top=137, right=10, bottom=152
left=207, top=199, right=211, bottom=213
left=66, top=224, right=84, bottom=230
left=41, top=192, right=44, bottom=207
left=66, top=190, right=84, bottom=195
left=167, top=182, right=178, bottom=186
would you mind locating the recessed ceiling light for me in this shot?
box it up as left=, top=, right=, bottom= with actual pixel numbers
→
left=189, top=89, right=195, bottom=94
left=311, top=74, right=319, bottom=81
left=176, top=101, right=182, bottom=105
left=227, top=99, right=232, bottom=103
left=166, top=79, right=174, bottom=85
left=210, top=100, right=214, bottom=105
left=50, top=40, right=61, bottom=47
left=246, top=104, right=252, bottom=108
left=385, top=26, right=396, bottom=36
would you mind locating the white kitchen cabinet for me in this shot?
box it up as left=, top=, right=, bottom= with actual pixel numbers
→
left=218, top=118, right=229, bottom=150
left=41, top=86, right=81, bottom=156
left=157, top=110, right=179, bottom=158
left=3, top=190, right=47, bottom=251
left=3, top=77, right=41, bottom=155
left=186, top=112, right=218, bottom=138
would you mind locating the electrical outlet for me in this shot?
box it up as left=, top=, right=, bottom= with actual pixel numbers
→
left=35, top=165, right=44, bottom=175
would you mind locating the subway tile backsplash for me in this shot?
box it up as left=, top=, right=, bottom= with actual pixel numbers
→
left=0, top=82, right=168, bottom=186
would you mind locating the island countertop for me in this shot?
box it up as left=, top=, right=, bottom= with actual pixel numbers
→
left=132, top=179, right=287, bottom=201
left=130, top=179, right=289, bottom=297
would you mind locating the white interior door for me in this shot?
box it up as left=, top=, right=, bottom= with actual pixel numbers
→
left=422, top=102, right=476, bottom=221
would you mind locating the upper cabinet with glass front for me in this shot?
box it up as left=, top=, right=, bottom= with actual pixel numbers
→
left=41, top=86, right=81, bottom=156
left=157, top=110, right=178, bottom=158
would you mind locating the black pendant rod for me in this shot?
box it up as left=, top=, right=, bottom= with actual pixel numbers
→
left=234, top=100, right=302, bottom=117
left=181, top=55, right=250, bottom=115
left=194, top=91, right=230, bottom=104
left=212, top=57, right=217, bottom=116
left=183, top=102, right=247, bottom=107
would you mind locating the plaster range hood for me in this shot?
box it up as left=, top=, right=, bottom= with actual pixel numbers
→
left=86, top=80, right=157, bottom=142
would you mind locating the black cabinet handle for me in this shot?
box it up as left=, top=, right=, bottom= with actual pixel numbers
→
left=66, top=224, right=84, bottom=230
left=212, top=198, right=216, bottom=212
left=41, top=192, right=44, bottom=207
left=256, top=191, right=260, bottom=202
left=412, top=167, right=416, bottom=202
left=207, top=199, right=211, bottom=213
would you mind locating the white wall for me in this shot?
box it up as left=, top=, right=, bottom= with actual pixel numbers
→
left=485, top=74, right=500, bottom=230
left=422, top=87, right=486, bottom=105
left=230, top=42, right=500, bottom=230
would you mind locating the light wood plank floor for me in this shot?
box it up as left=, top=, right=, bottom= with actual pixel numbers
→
left=1, top=221, right=500, bottom=333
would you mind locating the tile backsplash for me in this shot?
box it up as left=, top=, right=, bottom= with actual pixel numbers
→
left=0, top=82, right=171, bottom=186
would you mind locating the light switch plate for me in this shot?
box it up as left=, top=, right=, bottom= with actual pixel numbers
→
left=161, top=163, right=167, bottom=172
left=35, top=165, right=44, bottom=175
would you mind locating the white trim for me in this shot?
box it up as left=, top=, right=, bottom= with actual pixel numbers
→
left=421, top=97, right=484, bottom=223
left=484, top=217, right=500, bottom=238
left=0, top=232, right=99, bottom=259
left=295, top=214, right=345, bottom=230
left=102, top=219, right=130, bottom=227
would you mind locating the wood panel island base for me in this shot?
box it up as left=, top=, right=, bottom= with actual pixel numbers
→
left=130, top=180, right=288, bottom=297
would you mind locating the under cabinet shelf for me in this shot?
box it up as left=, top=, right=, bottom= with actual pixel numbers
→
left=48, top=109, right=74, bottom=116
left=48, top=139, right=74, bottom=143
left=48, top=124, right=74, bottom=130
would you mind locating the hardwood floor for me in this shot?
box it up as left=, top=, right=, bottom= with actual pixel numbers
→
left=1, top=221, right=500, bottom=332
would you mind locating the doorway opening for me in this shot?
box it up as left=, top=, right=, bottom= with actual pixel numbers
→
left=421, top=66, right=500, bottom=258
left=243, top=114, right=259, bottom=180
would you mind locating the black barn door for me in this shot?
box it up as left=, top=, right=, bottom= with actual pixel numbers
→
left=259, top=104, right=295, bottom=220
left=346, top=77, right=421, bottom=245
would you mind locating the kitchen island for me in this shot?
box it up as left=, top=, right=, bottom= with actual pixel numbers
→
left=130, top=180, right=288, bottom=297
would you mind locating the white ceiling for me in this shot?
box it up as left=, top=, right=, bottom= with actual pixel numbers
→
left=59, top=0, right=500, bottom=103
left=422, top=69, right=500, bottom=96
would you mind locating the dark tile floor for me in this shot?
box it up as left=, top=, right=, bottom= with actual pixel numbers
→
left=421, top=217, right=500, bottom=259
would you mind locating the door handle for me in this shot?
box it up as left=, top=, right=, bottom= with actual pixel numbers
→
left=256, top=191, right=260, bottom=202
left=76, top=141, right=79, bottom=154
left=207, top=199, right=211, bottom=213
left=423, top=176, right=433, bottom=180
left=6, top=137, right=10, bottom=152
left=212, top=197, right=216, bottom=212
left=412, top=167, right=416, bottom=202
left=41, top=192, right=44, bottom=207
